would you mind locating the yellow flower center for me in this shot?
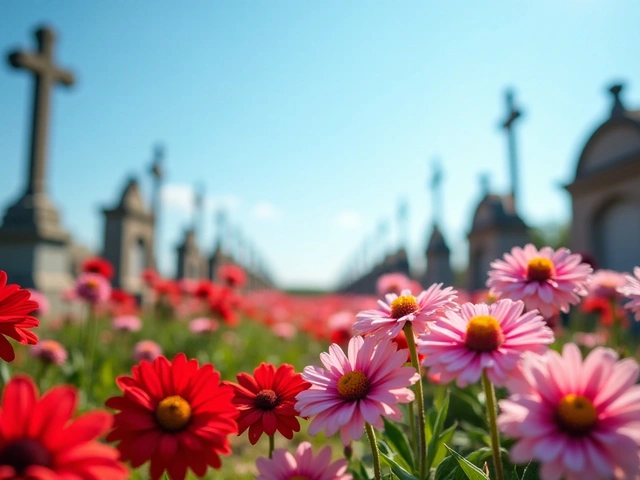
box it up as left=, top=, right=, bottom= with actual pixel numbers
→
left=465, top=315, right=504, bottom=352
left=86, top=279, right=99, bottom=290
left=255, top=389, right=279, bottom=410
left=155, top=395, right=192, bottom=432
left=556, top=394, right=597, bottom=435
left=337, top=370, right=370, bottom=401
left=526, top=257, right=555, bottom=282
left=390, top=295, right=419, bottom=319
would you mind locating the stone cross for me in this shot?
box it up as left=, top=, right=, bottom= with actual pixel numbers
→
left=149, top=144, right=165, bottom=219
left=429, top=159, right=443, bottom=226
left=500, top=89, right=522, bottom=212
left=8, top=26, right=74, bottom=198
left=609, top=84, right=625, bottom=117
left=192, top=183, right=205, bottom=238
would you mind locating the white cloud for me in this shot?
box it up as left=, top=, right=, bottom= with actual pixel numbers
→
left=252, top=202, right=281, bottom=220
left=334, top=210, right=362, bottom=229
left=161, top=183, right=241, bottom=214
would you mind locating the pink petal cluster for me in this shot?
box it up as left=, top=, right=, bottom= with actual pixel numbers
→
left=112, top=315, right=142, bottom=332
left=188, top=317, right=219, bottom=334
left=587, top=269, right=626, bottom=300
left=487, top=244, right=592, bottom=317
left=354, top=283, right=458, bottom=338
left=418, top=299, right=553, bottom=387
left=30, top=339, right=67, bottom=365
left=295, top=336, right=419, bottom=445
left=498, top=343, right=640, bottom=480
left=75, top=272, right=112, bottom=304
left=132, top=340, right=163, bottom=363
left=256, top=442, right=351, bottom=480
left=27, top=289, right=50, bottom=317
left=618, top=266, right=640, bottom=321
left=376, top=273, right=415, bottom=296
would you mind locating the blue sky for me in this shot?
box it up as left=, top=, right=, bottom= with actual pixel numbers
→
left=1, top=1, right=639, bottom=289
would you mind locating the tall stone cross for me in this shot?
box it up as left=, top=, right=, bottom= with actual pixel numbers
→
left=192, top=183, right=205, bottom=239
left=429, top=159, right=443, bottom=226
left=9, top=26, right=74, bottom=199
left=500, top=89, right=522, bottom=212
left=149, top=144, right=165, bottom=220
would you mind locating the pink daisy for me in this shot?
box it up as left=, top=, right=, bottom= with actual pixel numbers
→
left=295, top=336, right=419, bottom=445
left=587, top=269, right=626, bottom=300
left=354, top=283, right=458, bottom=338
left=75, top=272, right=112, bottom=304
left=256, top=442, right=351, bottom=480
left=618, top=266, right=640, bottom=320
left=498, top=343, right=640, bottom=480
left=376, top=273, right=414, bottom=296
left=418, top=299, right=553, bottom=387
left=132, top=340, right=162, bottom=362
left=112, top=315, right=142, bottom=332
left=487, top=244, right=592, bottom=317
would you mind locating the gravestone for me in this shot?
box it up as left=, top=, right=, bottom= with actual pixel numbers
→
left=467, top=90, right=529, bottom=291
left=565, top=83, right=640, bottom=272
left=0, top=26, right=75, bottom=299
left=102, top=178, right=155, bottom=295
left=422, top=160, right=453, bottom=286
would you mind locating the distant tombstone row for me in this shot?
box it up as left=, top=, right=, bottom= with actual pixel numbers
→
left=0, top=25, right=274, bottom=312
left=339, top=85, right=640, bottom=294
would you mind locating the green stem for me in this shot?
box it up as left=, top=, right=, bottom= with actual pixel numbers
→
left=85, top=305, right=99, bottom=405
left=403, top=322, right=426, bottom=479
left=482, top=370, right=504, bottom=480
left=365, top=422, right=382, bottom=480
left=407, top=398, right=418, bottom=468
left=268, top=434, right=275, bottom=459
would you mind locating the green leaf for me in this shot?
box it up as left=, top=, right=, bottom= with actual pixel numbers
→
left=430, top=422, right=457, bottom=467
left=434, top=454, right=470, bottom=480
left=425, top=389, right=451, bottom=472
left=444, top=445, right=489, bottom=480
left=379, top=451, right=419, bottom=480
left=382, top=417, right=414, bottom=471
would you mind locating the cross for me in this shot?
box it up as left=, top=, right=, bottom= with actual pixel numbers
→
left=8, top=26, right=75, bottom=197
left=192, top=183, right=205, bottom=238
left=429, top=159, right=443, bottom=226
left=149, top=143, right=164, bottom=216
left=500, top=89, right=522, bottom=212
left=609, top=84, right=625, bottom=117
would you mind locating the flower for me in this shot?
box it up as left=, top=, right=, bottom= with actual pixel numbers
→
left=0, top=375, right=127, bottom=478
left=75, top=272, right=112, bottom=304
left=295, top=336, right=419, bottom=445
left=418, top=299, right=554, bottom=387
left=218, top=264, right=246, bottom=288
left=256, top=441, right=352, bottom=480
left=105, top=353, right=238, bottom=480
left=0, top=271, right=39, bottom=362
left=487, top=244, right=592, bottom=317
left=112, top=315, right=142, bottom=332
left=498, top=343, right=640, bottom=480
left=26, top=289, right=50, bottom=317
left=376, top=273, right=414, bottom=296
left=619, top=266, right=640, bottom=320
left=225, top=363, right=309, bottom=444
left=30, top=339, right=67, bottom=365
left=354, top=283, right=458, bottom=338
left=132, top=340, right=162, bottom=363
left=81, top=256, right=114, bottom=280
left=587, top=269, right=626, bottom=300
left=188, top=317, right=219, bottom=334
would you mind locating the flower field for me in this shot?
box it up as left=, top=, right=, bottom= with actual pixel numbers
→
left=2, top=244, right=640, bottom=479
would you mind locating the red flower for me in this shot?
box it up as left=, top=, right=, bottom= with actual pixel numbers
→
left=224, top=363, right=310, bottom=444
left=141, top=268, right=159, bottom=286
left=81, top=256, right=114, bottom=280
left=218, top=264, right=246, bottom=288
left=0, top=271, right=39, bottom=362
left=0, top=375, right=128, bottom=479
left=194, top=280, right=217, bottom=301
left=106, top=353, right=238, bottom=480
